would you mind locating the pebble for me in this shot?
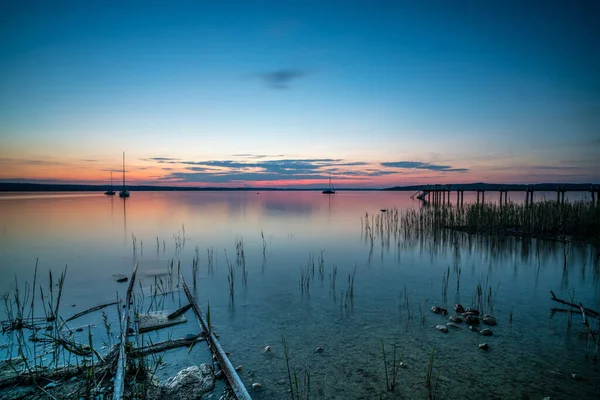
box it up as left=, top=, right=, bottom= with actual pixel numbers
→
left=469, top=325, right=479, bottom=332
left=435, top=325, right=448, bottom=333
left=315, top=346, right=324, bottom=353
left=448, top=315, right=463, bottom=323
left=235, top=365, right=243, bottom=372
left=446, top=322, right=461, bottom=329
left=479, top=343, right=489, bottom=350
left=482, top=315, right=497, bottom=326
left=252, top=383, right=263, bottom=390
left=480, top=328, right=493, bottom=336
left=263, top=346, right=272, bottom=353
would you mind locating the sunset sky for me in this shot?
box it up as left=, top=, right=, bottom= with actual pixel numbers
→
left=1, top=1, right=599, bottom=188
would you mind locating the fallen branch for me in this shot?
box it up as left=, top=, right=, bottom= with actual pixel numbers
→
left=549, top=291, right=600, bottom=319
left=167, top=304, right=192, bottom=320
left=113, top=262, right=138, bottom=400
left=61, top=301, right=121, bottom=328
left=130, top=335, right=205, bottom=358
left=179, top=270, right=251, bottom=400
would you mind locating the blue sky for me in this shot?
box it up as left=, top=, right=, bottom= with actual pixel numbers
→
left=1, top=1, right=599, bottom=187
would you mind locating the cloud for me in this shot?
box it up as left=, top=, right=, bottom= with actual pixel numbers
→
left=232, top=154, right=285, bottom=158
left=381, top=161, right=468, bottom=172
left=0, top=157, right=65, bottom=166
left=259, top=69, right=307, bottom=89
left=141, top=157, right=181, bottom=163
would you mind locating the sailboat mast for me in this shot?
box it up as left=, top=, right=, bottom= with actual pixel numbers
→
left=122, top=152, right=126, bottom=188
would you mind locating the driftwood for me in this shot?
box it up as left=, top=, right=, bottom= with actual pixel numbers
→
left=62, top=301, right=121, bottom=327
left=167, top=304, right=192, bottom=320
left=113, top=262, right=138, bottom=400
left=179, top=270, right=251, bottom=400
left=0, top=346, right=119, bottom=390
left=137, top=311, right=187, bottom=333
left=549, top=291, right=600, bottom=319
left=129, top=335, right=205, bottom=358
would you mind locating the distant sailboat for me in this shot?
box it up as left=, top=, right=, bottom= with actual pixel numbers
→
left=119, top=152, right=130, bottom=198
left=322, top=174, right=336, bottom=194
left=104, top=171, right=116, bottom=196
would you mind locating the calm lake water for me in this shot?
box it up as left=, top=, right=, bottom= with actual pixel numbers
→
left=1, top=191, right=599, bottom=399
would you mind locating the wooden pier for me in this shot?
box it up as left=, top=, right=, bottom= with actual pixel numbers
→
left=411, top=184, right=600, bottom=207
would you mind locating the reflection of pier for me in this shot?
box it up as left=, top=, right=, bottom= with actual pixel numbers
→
left=411, top=184, right=600, bottom=206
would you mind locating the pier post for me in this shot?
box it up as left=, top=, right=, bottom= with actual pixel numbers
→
left=481, top=190, right=485, bottom=204
left=504, top=190, right=508, bottom=203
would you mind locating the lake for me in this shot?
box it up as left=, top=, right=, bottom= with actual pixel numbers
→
left=1, top=191, right=599, bottom=399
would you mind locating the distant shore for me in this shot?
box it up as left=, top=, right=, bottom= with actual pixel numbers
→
left=0, top=182, right=597, bottom=193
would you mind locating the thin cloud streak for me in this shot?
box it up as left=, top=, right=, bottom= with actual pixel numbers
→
left=381, top=161, right=468, bottom=172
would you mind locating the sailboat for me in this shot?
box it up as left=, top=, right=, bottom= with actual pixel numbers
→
left=322, top=174, right=336, bottom=194
left=119, top=152, right=130, bottom=198
left=104, top=171, right=116, bottom=196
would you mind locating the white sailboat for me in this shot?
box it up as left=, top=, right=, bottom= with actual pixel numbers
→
left=119, top=152, right=130, bottom=198
left=104, top=171, right=116, bottom=196
left=322, top=174, right=336, bottom=194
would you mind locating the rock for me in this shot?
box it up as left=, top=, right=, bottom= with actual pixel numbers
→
left=112, top=274, right=128, bottom=283
left=315, top=346, right=324, bottom=353
left=454, top=304, right=465, bottom=313
left=431, top=306, right=448, bottom=315
left=235, top=365, right=243, bottom=372
left=399, top=362, right=407, bottom=368
left=479, top=343, right=489, bottom=350
left=435, top=325, right=448, bottom=333
left=446, top=322, right=461, bottom=329
left=482, top=315, right=497, bottom=326
left=44, top=382, right=57, bottom=389
left=464, top=308, right=480, bottom=315
left=251, top=383, right=263, bottom=390
left=480, top=328, right=493, bottom=336
left=448, top=315, right=463, bottom=323
left=469, top=325, right=479, bottom=332
left=465, top=315, right=480, bottom=325
left=263, top=346, right=272, bottom=353
left=571, top=373, right=583, bottom=381
left=164, top=364, right=215, bottom=400
left=215, top=370, right=224, bottom=380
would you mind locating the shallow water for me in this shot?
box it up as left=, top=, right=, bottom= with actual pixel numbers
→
left=1, top=191, right=599, bottom=399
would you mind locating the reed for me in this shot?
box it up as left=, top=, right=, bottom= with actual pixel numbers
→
left=282, top=335, right=295, bottom=400
left=207, top=246, right=214, bottom=275
left=329, top=265, right=338, bottom=292
left=318, top=250, right=325, bottom=283
left=261, top=230, right=267, bottom=257
left=348, top=264, right=357, bottom=298
left=381, top=338, right=402, bottom=392
left=441, top=266, right=450, bottom=303
left=300, top=264, right=311, bottom=292
left=425, top=344, right=438, bottom=400
left=225, top=251, right=235, bottom=301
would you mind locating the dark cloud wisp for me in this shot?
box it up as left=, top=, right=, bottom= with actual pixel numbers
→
left=260, top=69, right=307, bottom=89
left=381, top=161, right=468, bottom=172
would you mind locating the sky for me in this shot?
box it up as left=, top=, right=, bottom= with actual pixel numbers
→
left=1, top=0, right=599, bottom=188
